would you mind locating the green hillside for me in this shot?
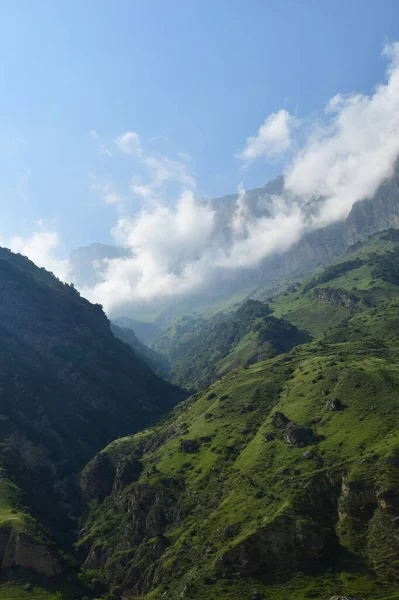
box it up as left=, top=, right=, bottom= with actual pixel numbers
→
left=152, top=300, right=308, bottom=390
left=76, top=230, right=399, bottom=600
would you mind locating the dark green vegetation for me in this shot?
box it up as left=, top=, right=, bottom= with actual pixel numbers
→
left=151, top=300, right=308, bottom=390
left=77, top=231, right=399, bottom=599
left=0, top=248, right=185, bottom=598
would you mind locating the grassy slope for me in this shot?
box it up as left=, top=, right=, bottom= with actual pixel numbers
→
left=77, top=232, right=399, bottom=600
left=81, top=343, right=399, bottom=599
left=151, top=301, right=307, bottom=390
left=269, top=230, right=399, bottom=337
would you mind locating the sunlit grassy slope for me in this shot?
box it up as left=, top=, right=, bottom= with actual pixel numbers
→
left=78, top=231, right=399, bottom=600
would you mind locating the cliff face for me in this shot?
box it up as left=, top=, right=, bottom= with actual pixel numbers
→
left=0, top=529, right=61, bottom=576
left=257, top=168, right=399, bottom=282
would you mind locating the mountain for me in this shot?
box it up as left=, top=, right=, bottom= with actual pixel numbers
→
left=75, top=230, right=399, bottom=600
left=0, top=247, right=185, bottom=598
left=110, top=322, right=170, bottom=379
left=151, top=299, right=308, bottom=390
left=69, top=167, right=399, bottom=330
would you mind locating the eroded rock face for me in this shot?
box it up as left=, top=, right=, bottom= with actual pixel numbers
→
left=221, top=514, right=327, bottom=581
left=313, top=287, right=357, bottom=308
left=80, top=452, right=116, bottom=503
left=84, top=546, right=109, bottom=570
left=113, top=457, right=143, bottom=493
left=338, top=477, right=378, bottom=522
left=0, top=528, right=61, bottom=576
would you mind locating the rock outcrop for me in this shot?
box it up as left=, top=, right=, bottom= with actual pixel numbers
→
left=0, top=529, right=61, bottom=576
left=313, top=287, right=357, bottom=308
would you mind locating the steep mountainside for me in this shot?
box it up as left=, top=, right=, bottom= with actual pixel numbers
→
left=0, top=247, right=185, bottom=598
left=77, top=231, right=399, bottom=600
left=111, top=323, right=170, bottom=379
left=151, top=300, right=308, bottom=390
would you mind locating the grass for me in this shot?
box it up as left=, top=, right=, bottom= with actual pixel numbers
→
left=80, top=332, right=399, bottom=599
left=7, top=229, right=399, bottom=600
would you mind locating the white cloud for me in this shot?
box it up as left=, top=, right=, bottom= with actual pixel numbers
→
left=285, top=42, right=399, bottom=225
left=104, top=190, right=123, bottom=205
left=82, top=190, right=216, bottom=310
left=218, top=195, right=304, bottom=269
left=100, top=144, right=112, bottom=157
left=115, top=131, right=142, bottom=156
left=89, top=129, right=99, bottom=138
left=90, top=180, right=124, bottom=207
left=10, top=227, right=71, bottom=283
left=238, top=109, right=294, bottom=162
left=131, top=154, right=196, bottom=200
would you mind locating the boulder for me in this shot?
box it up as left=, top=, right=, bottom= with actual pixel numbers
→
left=271, top=412, right=290, bottom=429
left=303, top=450, right=315, bottom=459
left=284, top=422, right=314, bottom=447
left=325, top=398, right=343, bottom=411
left=180, top=439, right=199, bottom=453
left=264, top=432, right=275, bottom=442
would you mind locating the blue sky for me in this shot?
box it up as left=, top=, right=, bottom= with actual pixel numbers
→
left=0, top=0, right=399, bottom=254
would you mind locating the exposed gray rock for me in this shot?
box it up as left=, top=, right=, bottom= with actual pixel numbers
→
left=303, top=450, right=315, bottom=459
left=180, top=439, right=199, bottom=453
left=113, top=456, right=143, bottom=492
left=84, top=546, right=109, bottom=569
left=325, top=398, right=343, bottom=411
left=0, top=529, right=61, bottom=576
left=329, top=596, right=359, bottom=600
left=264, top=432, right=275, bottom=442
left=80, top=452, right=115, bottom=503
left=284, top=422, right=314, bottom=447
left=313, top=287, right=357, bottom=307
left=271, top=412, right=290, bottom=429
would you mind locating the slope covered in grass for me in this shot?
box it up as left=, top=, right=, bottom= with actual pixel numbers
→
left=77, top=230, right=399, bottom=600
left=78, top=340, right=399, bottom=599
left=151, top=300, right=308, bottom=389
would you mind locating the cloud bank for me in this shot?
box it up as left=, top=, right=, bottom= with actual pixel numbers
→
left=13, top=43, right=399, bottom=315
left=286, top=42, right=399, bottom=225
left=238, top=109, right=294, bottom=162
left=10, top=227, right=71, bottom=283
